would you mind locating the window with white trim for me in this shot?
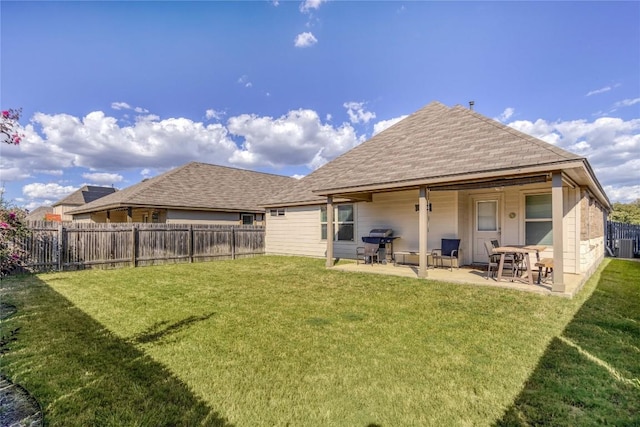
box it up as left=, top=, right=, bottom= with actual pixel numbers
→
left=269, top=208, right=285, bottom=217
left=525, top=194, right=553, bottom=245
left=320, top=204, right=354, bottom=241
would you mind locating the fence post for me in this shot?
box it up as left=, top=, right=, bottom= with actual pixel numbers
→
left=57, top=223, right=64, bottom=272
left=231, top=227, right=236, bottom=260
left=131, top=225, right=138, bottom=268
left=188, top=225, right=193, bottom=263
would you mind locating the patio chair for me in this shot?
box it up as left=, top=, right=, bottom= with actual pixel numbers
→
left=431, top=238, right=461, bottom=271
left=363, top=243, right=381, bottom=265
left=483, top=240, right=500, bottom=279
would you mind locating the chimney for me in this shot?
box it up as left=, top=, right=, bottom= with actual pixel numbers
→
left=469, top=100, right=475, bottom=110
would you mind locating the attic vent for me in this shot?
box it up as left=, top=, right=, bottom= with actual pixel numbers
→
left=469, top=100, right=475, bottom=110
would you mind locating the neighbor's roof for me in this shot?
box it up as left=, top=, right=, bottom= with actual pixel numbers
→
left=25, top=205, right=53, bottom=222
left=68, top=162, right=296, bottom=215
left=52, top=185, right=117, bottom=207
left=266, top=101, right=607, bottom=206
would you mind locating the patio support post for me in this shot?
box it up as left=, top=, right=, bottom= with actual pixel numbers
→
left=127, top=207, right=133, bottom=223
left=326, top=196, right=334, bottom=267
left=552, top=172, right=565, bottom=292
left=418, top=186, right=429, bottom=278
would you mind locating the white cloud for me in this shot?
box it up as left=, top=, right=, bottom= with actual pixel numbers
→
left=227, top=109, right=361, bottom=169
left=291, top=174, right=305, bottom=180
left=613, top=98, right=640, bottom=109
left=294, top=32, right=318, bottom=48
left=238, top=75, right=252, bottom=88
left=82, top=172, right=123, bottom=185
left=34, top=169, right=64, bottom=176
left=508, top=116, right=640, bottom=202
left=300, top=0, right=326, bottom=13
left=343, top=101, right=376, bottom=124
left=495, top=107, right=515, bottom=122
left=205, top=109, right=225, bottom=121
left=111, top=101, right=149, bottom=114
left=22, top=182, right=77, bottom=200
left=604, top=184, right=640, bottom=204
left=586, top=86, right=612, bottom=97
left=372, top=115, right=408, bottom=135
left=111, top=102, right=131, bottom=110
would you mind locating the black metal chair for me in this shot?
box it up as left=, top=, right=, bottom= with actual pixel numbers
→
left=432, top=238, right=461, bottom=271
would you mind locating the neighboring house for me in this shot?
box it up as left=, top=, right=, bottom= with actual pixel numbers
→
left=24, top=206, right=53, bottom=222
left=264, top=101, right=611, bottom=293
left=52, top=185, right=118, bottom=221
left=67, top=162, right=296, bottom=225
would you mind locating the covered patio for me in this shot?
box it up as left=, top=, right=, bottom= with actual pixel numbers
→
left=330, top=260, right=586, bottom=298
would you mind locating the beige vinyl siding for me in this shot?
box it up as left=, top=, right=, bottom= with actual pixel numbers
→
left=358, top=190, right=458, bottom=253
left=266, top=205, right=327, bottom=258
left=266, top=190, right=459, bottom=261
left=53, top=205, right=76, bottom=222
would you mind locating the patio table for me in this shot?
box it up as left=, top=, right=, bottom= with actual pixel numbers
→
left=493, top=245, right=547, bottom=286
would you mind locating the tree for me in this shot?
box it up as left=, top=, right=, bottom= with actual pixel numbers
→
left=0, top=188, right=31, bottom=276
left=609, top=199, right=640, bottom=225
left=1, top=108, right=23, bottom=145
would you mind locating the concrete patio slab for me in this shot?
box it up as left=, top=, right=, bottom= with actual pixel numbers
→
left=330, top=261, right=585, bottom=298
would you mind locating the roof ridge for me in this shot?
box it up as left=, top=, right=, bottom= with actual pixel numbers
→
left=188, top=161, right=295, bottom=180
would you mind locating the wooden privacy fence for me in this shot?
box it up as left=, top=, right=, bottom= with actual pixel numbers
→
left=606, top=220, right=640, bottom=257
left=17, top=222, right=265, bottom=273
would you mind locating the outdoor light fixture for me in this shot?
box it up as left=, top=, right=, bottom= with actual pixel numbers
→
left=415, top=203, right=432, bottom=212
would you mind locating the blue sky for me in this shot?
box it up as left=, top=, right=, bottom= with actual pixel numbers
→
left=1, top=0, right=639, bottom=209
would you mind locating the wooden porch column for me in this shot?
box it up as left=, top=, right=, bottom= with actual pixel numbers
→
left=127, top=207, right=133, bottom=223
left=552, top=172, right=565, bottom=292
left=418, top=186, right=429, bottom=278
left=325, top=196, right=334, bottom=267
left=106, top=210, right=111, bottom=223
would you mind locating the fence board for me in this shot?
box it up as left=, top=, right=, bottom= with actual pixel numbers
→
left=12, top=222, right=265, bottom=274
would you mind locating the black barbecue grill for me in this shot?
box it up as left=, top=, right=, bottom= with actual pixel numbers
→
left=361, top=228, right=398, bottom=264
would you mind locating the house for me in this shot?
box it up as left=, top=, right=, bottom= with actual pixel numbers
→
left=263, top=101, right=611, bottom=293
left=24, top=206, right=53, bottom=222
left=52, top=185, right=118, bottom=221
left=67, top=162, right=296, bottom=225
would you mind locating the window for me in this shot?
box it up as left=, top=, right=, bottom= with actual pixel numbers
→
left=241, top=214, right=255, bottom=225
left=525, top=194, right=552, bottom=245
left=477, top=201, right=497, bottom=231
left=321, top=204, right=354, bottom=241
left=270, top=208, right=285, bottom=217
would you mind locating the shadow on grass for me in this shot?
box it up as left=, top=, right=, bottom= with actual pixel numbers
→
left=132, top=312, right=216, bottom=344
left=494, top=260, right=640, bottom=426
left=0, top=275, right=232, bottom=427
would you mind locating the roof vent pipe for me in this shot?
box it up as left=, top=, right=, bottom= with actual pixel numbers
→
left=469, top=100, right=475, bottom=110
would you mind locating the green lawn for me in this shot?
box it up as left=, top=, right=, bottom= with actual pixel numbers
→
left=0, top=256, right=637, bottom=426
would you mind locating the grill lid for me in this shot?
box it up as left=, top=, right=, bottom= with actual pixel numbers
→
left=369, top=228, right=393, bottom=237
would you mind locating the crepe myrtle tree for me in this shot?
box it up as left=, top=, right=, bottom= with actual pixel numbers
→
left=1, top=108, right=23, bottom=145
left=0, top=198, right=30, bottom=277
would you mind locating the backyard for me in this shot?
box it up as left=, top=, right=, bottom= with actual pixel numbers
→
left=0, top=256, right=638, bottom=426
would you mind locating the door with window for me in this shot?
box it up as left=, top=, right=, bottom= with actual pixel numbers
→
left=472, top=198, right=501, bottom=263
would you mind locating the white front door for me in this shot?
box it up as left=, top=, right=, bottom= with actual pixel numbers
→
left=472, top=198, right=501, bottom=263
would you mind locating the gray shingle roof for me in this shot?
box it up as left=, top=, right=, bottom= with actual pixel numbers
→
left=52, top=185, right=117, bottom=207
left=68, top=162, right=296, bottom=215
left=266, top=101, right=585, bottom=206
left=25, top=206, right=53, bottom=222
